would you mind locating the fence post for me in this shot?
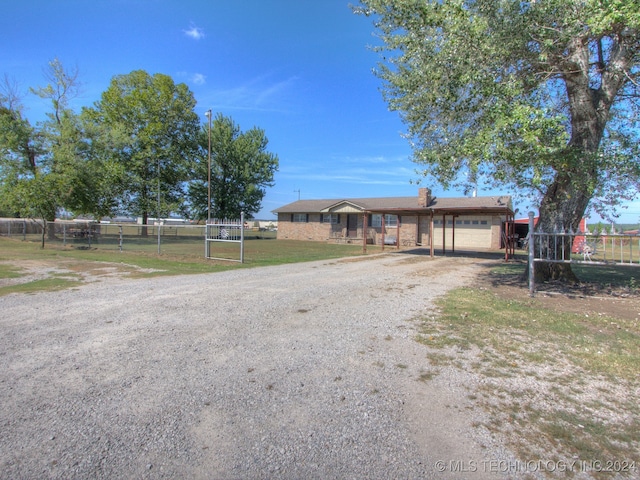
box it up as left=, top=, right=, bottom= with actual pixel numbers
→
left=528, top=211, right=535, bottom=297
left=240, top=211, right=245, bottom=264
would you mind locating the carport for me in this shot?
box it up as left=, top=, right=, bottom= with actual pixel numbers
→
left=362, top=202, right=515, bottom=260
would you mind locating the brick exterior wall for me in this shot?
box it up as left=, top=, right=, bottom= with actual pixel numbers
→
left=278, top=213, right=424, bottom=246
left=277, top=213, right=332, bottom=241
left=278, top=212, right=506, bottom=250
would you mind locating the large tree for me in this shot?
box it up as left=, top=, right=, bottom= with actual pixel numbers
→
left=85, top=70, right=200, bottom=233
left=1, top=60, right=124, bottom=247
left=355, top=0, right=640, bottom=281
left=0, top=104, right=54, bottom=247
left=0, top=60, right=87, bottom=246
left=188, top=113, right=278, bottom=220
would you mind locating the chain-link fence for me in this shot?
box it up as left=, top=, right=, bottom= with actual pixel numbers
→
left=0, top=219, right=43, bottom=240
left=1, top=220, right=206, bottom=256
left=0, top=219, right=277, bottom=258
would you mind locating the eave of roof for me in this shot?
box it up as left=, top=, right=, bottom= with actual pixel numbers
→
left=272, top=195, right=513, bottom=216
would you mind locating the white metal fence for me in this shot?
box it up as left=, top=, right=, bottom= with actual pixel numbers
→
left=526, top=212, right=640, bottom=295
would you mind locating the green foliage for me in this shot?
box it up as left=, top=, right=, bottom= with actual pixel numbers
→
left=355, top=0, right=640, bottom=222
left=189, top=113, right=278, bottom=220
left=85, top=70, right=200, bottom=223
left=1, top=60, right=130, bottom=228
left=0, top=65, right=67, bottom=248
left=2, top=63, right=279, bottom=232
left=60, top=114, right=128, bottom=219
left=587, top=0, right=640, bottom=34
left=30, top=58, right=80, bottom=125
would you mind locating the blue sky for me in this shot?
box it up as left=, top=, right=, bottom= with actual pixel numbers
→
left=2, top=0, right=638, bottom=224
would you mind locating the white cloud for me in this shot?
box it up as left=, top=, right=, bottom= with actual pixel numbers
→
left=192, top=73, right=206, bottom=85
left=183, top=24, right=205, bottom=40
left=255, top=76, right=299, bottom=105
left=207, top=74, right=299, bottom=113
left=175, top=71, right=206, bottom=86
left=279, top=161, right=416, bottom=187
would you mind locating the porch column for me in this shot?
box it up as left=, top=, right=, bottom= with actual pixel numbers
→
left=362, top=212, right=368, bottom=253
left=505, top=214, right=514, bottom=261
left=430, top=212, right=434, bottom=258
left=452, top=215, right=457, bottom=254
left=442, top=214, right=446, bottom=255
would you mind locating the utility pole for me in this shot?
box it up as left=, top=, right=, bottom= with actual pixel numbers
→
left=205, top=110, right=212, bottom=223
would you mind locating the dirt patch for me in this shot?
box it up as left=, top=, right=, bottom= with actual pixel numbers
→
left=0, top=259, right=163, bottom=289
left=488, top=271, right=640, bottom=323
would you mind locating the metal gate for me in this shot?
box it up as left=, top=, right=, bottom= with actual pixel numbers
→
left=205, top=212, right=245, bottom=263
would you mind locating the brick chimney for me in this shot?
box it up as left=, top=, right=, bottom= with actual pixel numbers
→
left=418, top=187, right=431, bottom=207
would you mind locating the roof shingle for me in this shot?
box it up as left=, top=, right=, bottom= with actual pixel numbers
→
left=273, top=194, right=512, bottom=214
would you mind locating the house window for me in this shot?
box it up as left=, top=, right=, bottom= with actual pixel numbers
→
left=292, top=213, right=308, bottom=223
left=480, top=220, right=488, bottom=225
left=371, top=214, right=397, bottom=227
left=322, top=214, right=340, bottom=224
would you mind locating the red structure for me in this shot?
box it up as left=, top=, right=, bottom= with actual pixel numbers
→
left=512, top=215, right=588, bottom=253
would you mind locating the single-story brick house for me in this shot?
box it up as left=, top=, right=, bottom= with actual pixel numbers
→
left=273, top=188, right=515, bottom=255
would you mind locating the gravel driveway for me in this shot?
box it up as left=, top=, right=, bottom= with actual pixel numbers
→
left=0, top=253, right=512, bottom=479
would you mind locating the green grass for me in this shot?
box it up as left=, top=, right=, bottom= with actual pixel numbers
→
left=419, top=287, right=640, bottom=378
left=493, top=259, right=639, bottom=289
left=0, top=236, right=381, bottom=295
left=0, top=263, right=22, bottom=279
left=572, top=264, right=640, bottom=290
left=0, top=277, right=81, bottom=295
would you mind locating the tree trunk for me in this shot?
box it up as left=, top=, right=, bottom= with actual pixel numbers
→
left=40, top=208, right=58, bottom=247
left=534, top=169, right=591, bottom=283
left=533, top=33, right=621, bottom=283
left=141, top=211, right=148, bottom=237
left=40, top=219, right=46, bottom=249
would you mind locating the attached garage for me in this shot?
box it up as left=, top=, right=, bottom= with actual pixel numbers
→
left=432, top=216, right=494, bottom=250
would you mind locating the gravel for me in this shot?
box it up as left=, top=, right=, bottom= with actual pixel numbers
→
left=0, top=253, right=514, bottom=479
